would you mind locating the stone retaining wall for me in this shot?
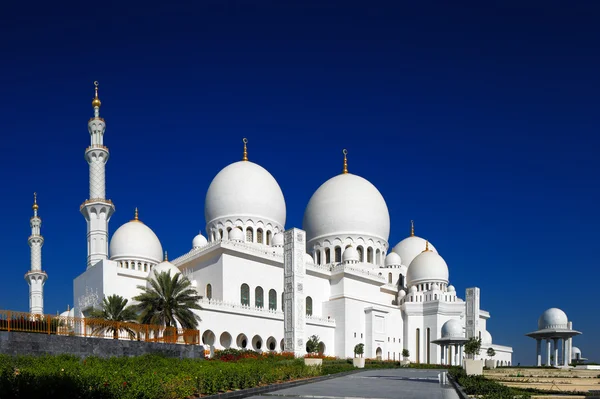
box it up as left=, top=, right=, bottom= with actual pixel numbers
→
left=0, top=331, right=205, bottom=359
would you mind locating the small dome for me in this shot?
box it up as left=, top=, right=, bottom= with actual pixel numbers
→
left=392, top=236, right=437, bottom=267
left=303, top=173, right=390, bottom=244
left=343, top=246, right=359, bottom=263
left=272, top=233, right=284, bottom=247
left=398, top=289, right=406, bottom=298
left=441, top=319, right=463, bottom=338
left=409, top=285, right=417, bottom=293
left=229, top=227, right=244, bottom=241
left=538, top=308, right=568, bottom=330
left=304, top=253, right=314, bottom=264
left=571, top=347, right=582, bottom=360
left=110, top=219, right=163, bottom=264
left=205, top=161, right=286, bottom=229
left=385, top=252, right=401, bottom=267
left=406, top=250, right=449, bottom=286
left=482, top=330, right=492, bottom=345
left=448, top=285, right=456, bottom=292
left=147, top=258, right=180, bottom=288
left=192, top=233, right=208, bottom=248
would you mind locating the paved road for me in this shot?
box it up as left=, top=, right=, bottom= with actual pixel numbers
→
left=247, top=368, right=460, bottom=399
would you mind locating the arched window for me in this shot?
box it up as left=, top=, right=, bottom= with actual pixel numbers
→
left=388, top=273, right=392, bottom=284
left=219, top=229, right=223, bottom=239
left=255, top=286, right=264, bottom=308
left=246, top=227, right=253, bottom=242
left=281, top=292, right=284, bottom=311
left=206, top=284, right=212, bottom=300
left=416, top=328, right=420, bottom=364
left=257, top=228, right=264, bottom=244
left=325, top=248, right=331, bottom=264
left=376, top=249, right=381, bottom=265
left=268, top=289, right=277, bottom=310
left=399, top=275, right=404, bottom=287
left=357, top=246, right=364, bottom=262
left=367, top=247, right=373, bottom=263
left=426, top=328, right=431, bottom=364
left=241, top=284, right=250, bottom=306
left=266, top=231, right=272, bottom=245
left=306, top=296, right=313, bottom=316
left=334, top=246, right=341, bottom=262
left=316, top=251, right=321, bottom=264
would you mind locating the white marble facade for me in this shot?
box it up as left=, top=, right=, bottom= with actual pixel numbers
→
left=67, top=85, right=512, bottom=364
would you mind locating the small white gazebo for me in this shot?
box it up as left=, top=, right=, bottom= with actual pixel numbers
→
left=432, top=319, right=468, bottom=366
left=525, top=308, right=581, bottom=367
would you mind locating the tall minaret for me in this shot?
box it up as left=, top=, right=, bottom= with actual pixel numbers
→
left=80, top=81, right=115, bottom=268
left=25, top=193, right=47, bottom=315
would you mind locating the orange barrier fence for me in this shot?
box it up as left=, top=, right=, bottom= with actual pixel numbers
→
left=0, top=310, right=200, bottom=345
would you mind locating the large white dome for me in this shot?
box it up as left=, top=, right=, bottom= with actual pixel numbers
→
left=538, top=308, right=568, bottom=330
left=392, top=236, right=437, bottom=267
left=406, top=249, right=448, bottom=286
left=205, top=161, right=286, bottom=228
left=441, top=319, right=463, bottom=338
left=303, top=173, right=390, bottom=244
left=110, top=219, right=163, bottom=264
left=147, top=258, right=180, bottom=288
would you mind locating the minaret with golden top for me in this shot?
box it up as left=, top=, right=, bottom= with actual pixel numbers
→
left=81, top=81, right=115, bottom=269
left=25, top=192, right=48, bottom=315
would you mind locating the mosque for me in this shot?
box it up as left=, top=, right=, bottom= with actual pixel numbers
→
left=25, top=83, right=513, bottom=364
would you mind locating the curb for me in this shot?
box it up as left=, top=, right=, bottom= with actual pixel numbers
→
left=196, top=369, right=364, bottom=399
left=447, top=374, right=470, bottom=399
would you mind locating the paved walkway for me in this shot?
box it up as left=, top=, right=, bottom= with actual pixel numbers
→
left=247, top=368, right=460, bottom=399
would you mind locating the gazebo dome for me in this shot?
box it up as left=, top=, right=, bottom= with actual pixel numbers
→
left=385, top=252, right=401, bottom=267
left=192, top=232, right=208, bottom=248
left=441, top=319, right=463, bottom=338
left=272, top=233, right=284, bottom=247
left=538, top=308, right=568, bottom=330
left=482, top=330, right=493, bottom=345
left=572, top=347, right=582, bottom=360
left=342, top=246, right=359, bottom=263
left=304, top=253, right=314, bottom=264
left=229, top=227, right=244, bottom=242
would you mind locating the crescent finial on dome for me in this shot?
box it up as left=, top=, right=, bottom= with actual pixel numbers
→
left=132, top=207, right=141, bottom=223
left=92, top=81, right=101, bottom=109
left=410, top=220, right=414, bottom=236
left=424, top=240, right=429, bottom=252
left=32, top=192, right=38, bottom=211
left=342, top=149, right=348, bottom=174
left=242, top=138, right=248, bottom=161
left=164, top=251, right=168, bottom=261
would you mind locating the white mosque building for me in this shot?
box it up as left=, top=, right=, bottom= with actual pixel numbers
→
left=28, top=83, right=513, bottom=364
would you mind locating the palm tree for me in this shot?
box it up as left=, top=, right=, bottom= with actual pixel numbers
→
left=88, top=294, right=138, bottom=339
left=133, top=270, right=201, bottom=330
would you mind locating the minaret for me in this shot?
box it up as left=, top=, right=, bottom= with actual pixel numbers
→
left=80, top=81, right=115, bottom=268
left=25, top=193, right=47, bottom=315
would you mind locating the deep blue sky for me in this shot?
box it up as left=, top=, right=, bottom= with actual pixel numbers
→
left=1, top=1, right=598, bottom=365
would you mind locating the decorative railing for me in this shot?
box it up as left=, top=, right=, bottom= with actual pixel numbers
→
left=80, top=198, right=114, bottom=210
left=199, top=298, right=283, bottom=317
left=0, top=310, right=200, bottom=345
left=85, top=145, right=109, bottom=152
left=171, top=239, right=284, bottom=266
left=331, top=263, right=386, bottom=281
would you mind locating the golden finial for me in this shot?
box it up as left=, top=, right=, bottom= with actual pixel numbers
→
left=164, top=251, right=168, bottom=261
left=131, top=207, right=140, bottom=222
left=425, top=240, right=430, bottom=252
left=342, top=149, right=348, bottom=174
left=67, top=304, right=70, bottom=311
left=32, top=192, right=39, bottom=211
left=410, top=220, right=414, bottom=237
left=92, top=81, right=101, bottom=108
left=242, top=138, right=248, bottom=161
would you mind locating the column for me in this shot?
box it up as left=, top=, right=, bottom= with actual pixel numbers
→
left=536, top=339, right=542, bottom=367
left=459, top=344, right=464, bottom=367
left=546, top=339, right=551, bottom=366
left=455, top=345, right=459, bottom=366
left=562, top=339, right=567, bottom=366
left=553, top=338, right=559, bottom=367
left=283, top=228, right=306, bottom=358
left=441, top=345, right=445, bottom=365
